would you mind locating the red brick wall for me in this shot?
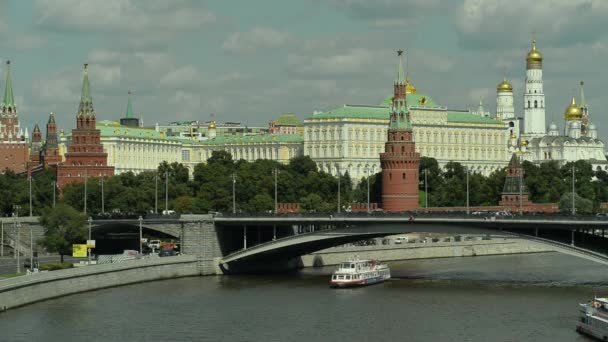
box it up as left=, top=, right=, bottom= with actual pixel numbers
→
left=0, top=143, right=28, bottom=173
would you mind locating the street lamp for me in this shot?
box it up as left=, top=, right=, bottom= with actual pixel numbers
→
left=28, top=175, right=33, bottom=217
left=571, top=163, right=576, bottom=216
left=164, top=171, right=169, bottom=214
left=51, top=180, right=56, bottom=208
left=232, top=173, right=237, bottom=214
left=337, top=167, right=341, bottom=214
left=100, top=176, right=105, bottom=215
left=87, top=216, right=92, bottom=264
left=272, top=169, right=280, bottom=214
left=84, top=173, right=88, bottom=215
left=13, top=205, right=21, bottom=274
left=366, top=168, right=370, bottom=214
left=519, top=168, right=524, bottom=216
left=138, top=216, right=143, bottom=255
left=154, top=173, right=158, bottom=214
left=465, top=167, right=470, bottom=215
left=424, top=169, right=428, bottom=209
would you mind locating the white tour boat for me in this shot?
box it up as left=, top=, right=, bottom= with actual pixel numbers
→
left=577, top=297, right=608, bottom=340
left=330, top=258, right=390, bottom=288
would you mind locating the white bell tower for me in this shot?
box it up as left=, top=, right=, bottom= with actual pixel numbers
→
left=523, top=38, right=546, bottom=138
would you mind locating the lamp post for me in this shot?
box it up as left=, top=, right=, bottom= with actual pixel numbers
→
left=13, top=205, right=21, bottom=274
left=366, top=168, right=370, bottom=214
left=84, top=173, right=88, bottom=215
left=272, top=169, right=279, bottom=214
left=337, top=167, right=341, bottom=214
left=100, top=177, right=105, bottom=215
left=232, top=173, right=237, bottom=214
left=87, top=216, right=92, bottom=264
left=154, top=174, right=158, bottom=214
left=29, top=225, right=33, bottom=271
left=164, top=171, right=169, bottom=214
left=424, top=169, right=428, bottom=209
left=138, top=216, right=143, bottom=255
left=465, top=167, right=469, bottom=215
left=51, top=180, right=56, bottom=208
left=571, top=163, right=576, bottom=216
left=28, top=175, right=33, bottom=217
left=519, top=168, right=524, bottom=216
left=1, top=221, right=3, bottom=257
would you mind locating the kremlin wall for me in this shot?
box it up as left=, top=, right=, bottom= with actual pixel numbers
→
left=0, top=38, right=605, bottom=212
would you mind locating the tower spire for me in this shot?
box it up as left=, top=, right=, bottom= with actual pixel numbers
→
left=396, top=49, right=405, bottom=84
left=3, top=60, right=15, bottom=108
left=78, top=63, right=95, bottom=116
left=126, top=89, right=134, bottom=118
left=579, top=81, right=587, bottom=109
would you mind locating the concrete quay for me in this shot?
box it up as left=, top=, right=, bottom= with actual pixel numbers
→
left=300, top=238, right=555, bottom=267
left=0, top=256, right=203, bottom=311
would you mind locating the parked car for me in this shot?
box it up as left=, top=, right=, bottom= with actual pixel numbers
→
left=158, top=249, right=177, bottom=257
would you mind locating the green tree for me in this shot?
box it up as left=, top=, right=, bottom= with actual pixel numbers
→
left=559, top=192, right=593, bottom=214
left=174, top=195, right=194, bottom=213
left=39, top=204, right=87, bottom=262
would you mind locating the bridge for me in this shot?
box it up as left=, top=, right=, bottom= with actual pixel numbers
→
left=3, top=214, right=608, bottom=274
left=214, top=215, right=608, bottom=273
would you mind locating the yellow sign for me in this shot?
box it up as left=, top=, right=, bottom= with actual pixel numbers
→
left=72, top=244, right=88, bottom=258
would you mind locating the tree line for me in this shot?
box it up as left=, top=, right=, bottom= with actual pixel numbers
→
left=2, top=152, right=607, bottom=217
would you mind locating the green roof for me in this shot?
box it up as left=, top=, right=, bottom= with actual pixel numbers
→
left=380, top=93, right=439, bottom=108
left=447, top=111, right=503, bottom=124
left=274, top=113, right=302, bottom=126
left=308, top=105, right=390, bottom=120
left=2, top=61, right=14, bottom=108
left=200, top=134, right=303, bottom=145
left=97, top=121, right=163, bottom=140
left=78, top=65, right=95, bottom=116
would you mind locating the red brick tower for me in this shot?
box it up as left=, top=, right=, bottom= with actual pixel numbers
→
left=57, top=64, right=114, bottom=189
left=380, top=50, right=420, bottom=212
left=29, top=124, right=42, bottom=166
left=0, top=61, right=28, bottom=173
left=42, top=112, right=62, bottom=167
left=499, top=153, right=532, bottom=208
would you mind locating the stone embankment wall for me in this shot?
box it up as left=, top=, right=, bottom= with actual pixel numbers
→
left=0, top=256, right=200, bottom=311
left=300, top=239, right=554, bottom=267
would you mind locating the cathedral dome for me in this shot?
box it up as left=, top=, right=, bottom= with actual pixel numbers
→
left=208, top=121, right=216, bottom=129
left=564, top=97, right=583, bottom=121
left=496, top=79, right=513, bottom=92
left=549, top=122, right=558, bottom=130
left=527, top=39, right=543, bottom=64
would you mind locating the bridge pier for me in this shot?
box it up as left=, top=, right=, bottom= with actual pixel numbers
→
left=181, top=219, right=223, bottom=275
left=571, top=229, right=575, bottom=246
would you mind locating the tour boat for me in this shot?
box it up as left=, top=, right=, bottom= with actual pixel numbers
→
left=576, top=297, right=608, bottom=340
left=330, top=258, right=391, bottom=288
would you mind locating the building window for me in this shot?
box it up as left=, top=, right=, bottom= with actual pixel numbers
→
left=402, top=173, right=406, bottom=179
left=181, top=149, right=190, bottom=161
left=534, top=100, right=538, bottom=108
left=527, top=100, right=530, bottom=108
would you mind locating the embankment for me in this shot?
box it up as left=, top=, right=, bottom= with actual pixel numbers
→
left=301, top=239, right=554, bottom=267
left=0, top=255, right=201, bottom=311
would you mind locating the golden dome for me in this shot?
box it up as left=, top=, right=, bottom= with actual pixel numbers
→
left=497, top=78, right=513, bottom=92
left=527, top=39, right=543, bottom=64
left=208, top=121, right=216, bottom=129
left=564, top=97, right=583, bottom=121
left=521, top=140, right=529, bottom=147
left=405, top=77, right=416, bottom=94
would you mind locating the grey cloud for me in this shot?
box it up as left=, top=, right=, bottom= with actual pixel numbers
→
left=223, top=27, right=292, bottom=53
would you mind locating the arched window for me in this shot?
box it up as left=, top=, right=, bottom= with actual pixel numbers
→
left=527, top=100, right=530, bottom=108
left=402, top=173, right=406, bottom=179
left=534, top=100, right=538, bottom=108
left=509, top=122, right=514, bottom=128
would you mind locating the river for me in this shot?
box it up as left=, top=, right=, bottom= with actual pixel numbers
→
left=0, top=253, right=605, bottom=341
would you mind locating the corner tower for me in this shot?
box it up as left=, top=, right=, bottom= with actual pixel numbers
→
left=523, top=38, right=546, bottom=138
left=380, top=50, right=420, bottom=212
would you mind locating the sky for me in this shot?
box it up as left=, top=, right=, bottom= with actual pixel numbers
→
left=3, top=0, right=608, bottom=142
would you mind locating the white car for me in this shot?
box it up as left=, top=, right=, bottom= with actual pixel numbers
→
left=148, top=240, right=161, bottom=249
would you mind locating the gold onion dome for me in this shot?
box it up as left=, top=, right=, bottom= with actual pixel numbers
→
left=208, top=121, right=216, bottom=129
left=497, top=78, right=513, bottom=92
left=405, top=77, right=417, bottom=94
left=564, top=97, right=583, bottom=121
left=527, top=39, right=543, bottom=64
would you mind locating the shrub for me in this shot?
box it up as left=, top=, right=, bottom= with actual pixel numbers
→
left=40, top=262, right=74, bottom=271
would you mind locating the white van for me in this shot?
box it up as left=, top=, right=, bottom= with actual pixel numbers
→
left=394, top=236, right=409, bottom=244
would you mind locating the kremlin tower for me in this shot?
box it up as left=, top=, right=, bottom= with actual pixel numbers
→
left=380, top=50, right=420, bottom=212
left=0, top=61, right=29, bottom=173
left=56, top=64, right=114, bottom=189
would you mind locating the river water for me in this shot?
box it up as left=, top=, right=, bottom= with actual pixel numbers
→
left=0, top=253, right=605, bottom=342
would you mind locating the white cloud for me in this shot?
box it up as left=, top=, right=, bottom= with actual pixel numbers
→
left=288, top=48, right=377, bottom=77
left=455, top=0, right=608, bottom=49
left=159, top=65, right=201, bottom=89
left=223, top=27, right=292, bottom=53
left=34, top=0, right=215, bottom=32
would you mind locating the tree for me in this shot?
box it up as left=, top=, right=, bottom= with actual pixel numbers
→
left=174, top=195, right=194, bottom=213
left=39, top=204, right=87, bottom=262
left=558, top=192, right=593, bottom=215
left=289, top=156, right=317, bottom=176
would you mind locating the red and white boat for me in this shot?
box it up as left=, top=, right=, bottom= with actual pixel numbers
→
left=330, top=258, right=390, bottom=288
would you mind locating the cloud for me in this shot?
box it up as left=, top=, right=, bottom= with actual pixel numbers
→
left=159, top=65, right=201, bottom=89
left=330, top=0, right=452, bottom=26
left=287, top=48, right=378, bottom=78
left=34, top=0, right=215, bottom=33
left=223, top=27, right=292, bottom=53
left=455, top=0, right=608, bottom=49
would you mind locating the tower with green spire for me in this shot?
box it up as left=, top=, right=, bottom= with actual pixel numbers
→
left=0, top=60, right=29, bottom=173
left=120, top=90, right=140, bottom=127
